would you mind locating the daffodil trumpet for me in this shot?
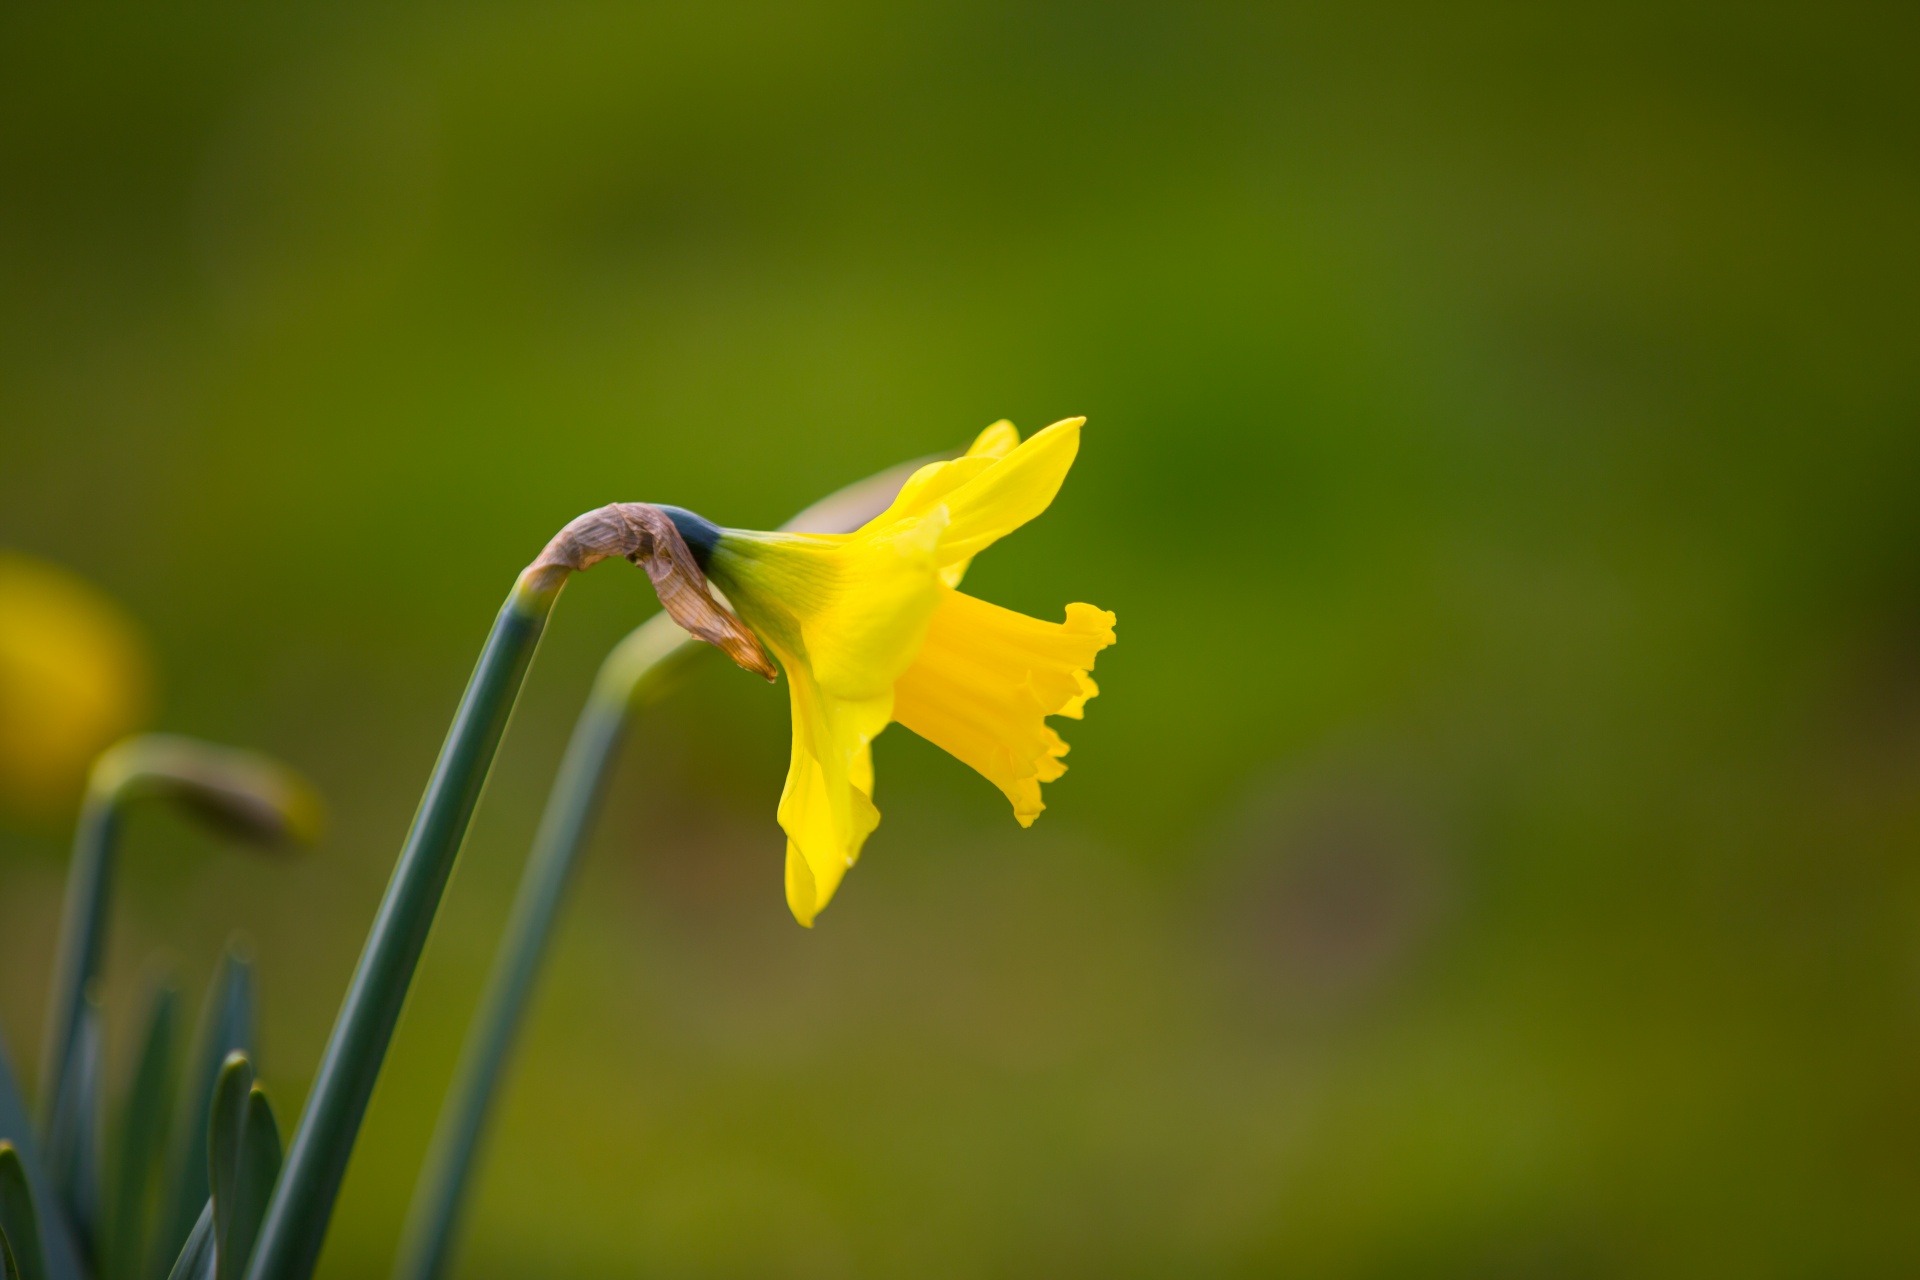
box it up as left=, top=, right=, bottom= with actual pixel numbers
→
left=244, top=501, right=775, bottom=1280
left=394, top=457, right=931, bottom=1280
left=39, top=735, right=319, bottom=1258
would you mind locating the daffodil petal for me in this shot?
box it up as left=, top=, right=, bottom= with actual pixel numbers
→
left=932, top=417, right=1083, bottom=571
left=860, top=419, right=1022, bottom=538
left=774, top=652, right=890, bottom=925
left=938, top=420, right=1026, bottom=587
left=785, top=840, right=818, bottom=925
left=966, top=419, right=1021, bottom=459
left=866, top=455, right=996, bottom=530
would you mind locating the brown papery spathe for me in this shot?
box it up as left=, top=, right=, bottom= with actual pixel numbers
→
left=525, top=503, right=775, bottom=681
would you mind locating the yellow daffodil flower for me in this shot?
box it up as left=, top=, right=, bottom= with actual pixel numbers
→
left=694, top=417, right=1116, bottom=926
left=0, top=551, right=152, bottom=818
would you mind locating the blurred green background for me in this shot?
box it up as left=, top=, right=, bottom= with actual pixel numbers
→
left=4, top=1, right=1920, bottom=1275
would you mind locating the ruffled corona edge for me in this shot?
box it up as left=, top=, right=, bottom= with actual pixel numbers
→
left=893, top=591, right=1117, bottom=826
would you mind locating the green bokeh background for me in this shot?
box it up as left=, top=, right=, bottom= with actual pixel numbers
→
left=5, top=2, right=1920, bottom=1275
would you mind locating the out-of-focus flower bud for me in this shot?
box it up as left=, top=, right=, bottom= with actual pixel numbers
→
left=89, top=734, right=324, bottom=850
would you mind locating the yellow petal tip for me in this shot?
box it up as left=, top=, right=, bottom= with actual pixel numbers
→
left=784, top=841, right=819, bottom=927
left=967, top=420, right=1021, bottom=459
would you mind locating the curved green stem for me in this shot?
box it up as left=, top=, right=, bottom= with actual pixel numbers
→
left=392, top=616, right=697, bottom=1280
left=242, top=575, right=564, bottom=1280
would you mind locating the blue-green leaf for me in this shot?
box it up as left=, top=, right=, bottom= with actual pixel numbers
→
left=45, top=997, right=101, bottom=1256
left=3, top=1221, right=20, bottom=1280
left=162, top=1204, right=212, bottom=1280
left=205, top=1055, right=250, bottom=1280
left=150, top=946, right=253, bottom=1280
left=205, top=1057, right=281, bottom=1280
left=107, top=978, right=177, bottom=1280
left=222, top=1093, right=278, bottom=1280
left=0, top=1034, right=32, bottom=1174
left=0, top=1144, right=47, bottom=1280
left=0, top=1036, right=83, bottom=1280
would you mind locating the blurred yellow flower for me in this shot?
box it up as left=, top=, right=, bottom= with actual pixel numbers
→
left=704, top=418, right=1116, bottom=926
left=0, top=551, right=152, bottom=818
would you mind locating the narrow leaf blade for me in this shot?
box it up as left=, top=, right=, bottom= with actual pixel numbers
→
left=0, top=1143, right=48, bottom=1280
left=162, top=1204, right=212, bottom=1280
left=45, top=998, right=102, bottom=1256
left=206, top=1055, right=252, bottom=1280
left=107, top=979, right=177, bottom=1280
left=150, top=947, right=253, bottom=1280
left=0, top=1036, right=84, bottom=1280
left=220, top=1092, right=279, bottom=1280
left=0, top=1035, right=31, bottom=1172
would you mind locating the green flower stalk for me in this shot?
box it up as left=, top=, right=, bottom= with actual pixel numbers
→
left=40, top=736, right=319, bottom=1262
left=243, top=504, right=776, bottom=1280
left=393, top=459, right=927, bottom=1280
left=390, top=613, right=692, bottom=1280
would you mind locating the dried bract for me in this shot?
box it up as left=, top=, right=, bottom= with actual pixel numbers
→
left=526, top=503, right=775, bottom=681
